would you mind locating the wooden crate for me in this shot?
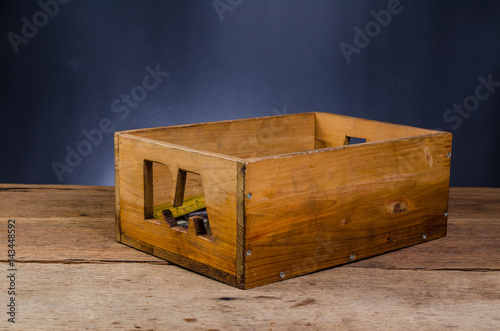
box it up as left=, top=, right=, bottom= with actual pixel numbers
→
left=114, top=112, right=452, bottom=289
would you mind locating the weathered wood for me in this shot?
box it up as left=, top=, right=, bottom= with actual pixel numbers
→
left=314, top=112, right=436, bottom=148
left=244, top=131, right=452, bottom=288
left=0, top=185, right=497, bottom=269
left=115, top=133, right=239, bottom=276
left=2, top=186, right=495, bottom=268
left=0, top=185, right=498, bottom=329
left=115, top=112, right=453, bottom=288
left=0, top=184, right=115, bottom=218
left=126, top=112, right=316, bottom=159
left=448, top=187, right=500, bottom=220
left=9, top=264, right=500, bottom=330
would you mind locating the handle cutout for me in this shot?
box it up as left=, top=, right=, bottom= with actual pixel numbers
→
left=344, top=136, right=367, bottom=145
left=143, top=160, right=213, bottom=241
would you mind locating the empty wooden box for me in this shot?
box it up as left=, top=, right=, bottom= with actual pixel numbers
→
left=114, top=112, right=452, bottom=289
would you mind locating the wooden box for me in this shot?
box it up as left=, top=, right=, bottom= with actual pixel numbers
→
left=114, top=112, right=452, bottom=289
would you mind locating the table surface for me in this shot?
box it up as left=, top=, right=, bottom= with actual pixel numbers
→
left=0, top=185, right=499, bottom=330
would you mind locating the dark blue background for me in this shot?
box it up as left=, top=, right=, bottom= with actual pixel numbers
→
left=1, top=0, right=499, bottom=186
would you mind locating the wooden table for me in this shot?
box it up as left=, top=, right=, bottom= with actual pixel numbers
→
left=1, top=185, right=499, bottom=330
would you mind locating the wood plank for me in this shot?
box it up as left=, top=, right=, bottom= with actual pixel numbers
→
left=0, top=184, right=115, bottom=219
left=0, top=185, right=499, bottom=328
left=124, top=112, right=316, bottom=159
left=116, top=134, right=239, bottom=276
left=0, top=185, right=497, bottom=269
left=0, top=216, right=164, bottom=263
left=244, top=132, right=452, bottom=288
left=448, top=187, right=500, bottom=220
left=9, top=263, right=500, bottom=330
left=314, top=112, right=438, bottom=148
left=1, top=216, right=497, bottom=270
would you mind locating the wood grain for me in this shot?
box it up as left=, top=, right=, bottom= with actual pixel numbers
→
left=116, top=112, right=452, bottom=288
left=0, top=184, right=115, bottom=219
left=124, top=112, right=316, bottom=159
left=0, top=185, right=495, bottom=268
left=448, top=187, right=500, bottom=220
left=244, top=132, right=452, bottom=288
left=116, top=133, right=239, bottom=276
left=314, top=112, right=437, bottom=148
left=0, top=185, right=498, bottom=329
left=8, top=264, right=500, bottom=330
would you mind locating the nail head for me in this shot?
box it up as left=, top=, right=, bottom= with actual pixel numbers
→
left=280, top=272, right=285, bottom=278
left=247, top=192, right=252, bottom=199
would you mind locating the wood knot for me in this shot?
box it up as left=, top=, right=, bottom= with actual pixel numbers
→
left=425, top=146, right=434, bottom=168
left=387, top=200, right=412, bottom=214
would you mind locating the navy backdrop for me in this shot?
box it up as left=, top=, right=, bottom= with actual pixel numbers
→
left=1, top=0, right=499, bottom=186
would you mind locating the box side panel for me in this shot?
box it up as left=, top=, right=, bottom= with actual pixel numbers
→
left=314, top=112, right=437, bottom=148
left=126, top=113, right=315, bottom=159
left=117, top=134, right=238, bottom=277
left=244, top=132, right=452, bottom=288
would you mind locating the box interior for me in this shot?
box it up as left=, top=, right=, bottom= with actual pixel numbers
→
left=127, top=112, right=435, bottom=160
left=128, top=112, right=438, bottom=220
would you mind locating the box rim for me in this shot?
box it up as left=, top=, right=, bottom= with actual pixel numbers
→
left=114, top=113, right=452, bottom=163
